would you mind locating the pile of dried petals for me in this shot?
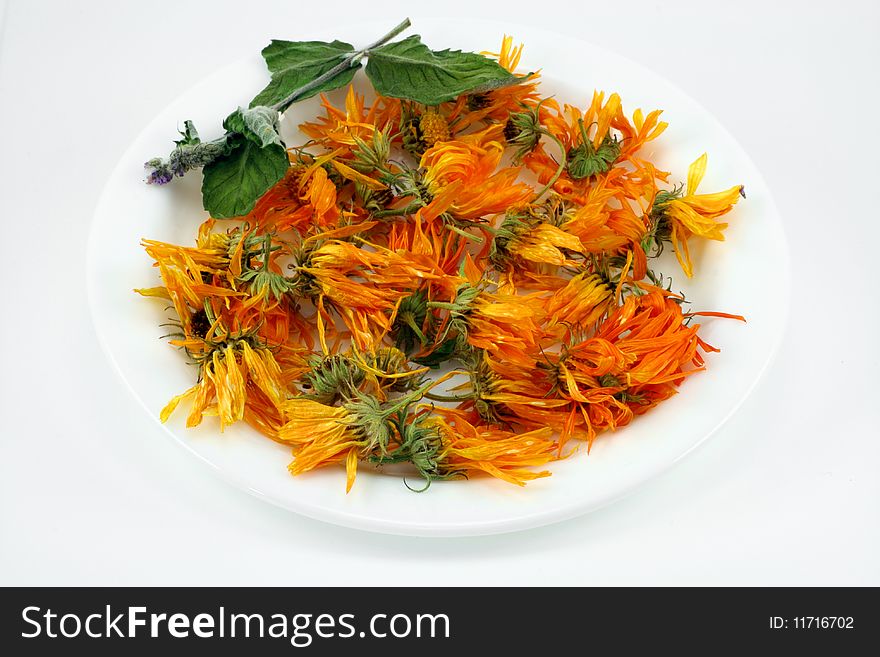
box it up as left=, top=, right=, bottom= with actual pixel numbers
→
left=138, top=33, right=745, bottom=492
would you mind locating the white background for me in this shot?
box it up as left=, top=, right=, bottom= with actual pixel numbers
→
left=1, top=0, right=877, bottom=585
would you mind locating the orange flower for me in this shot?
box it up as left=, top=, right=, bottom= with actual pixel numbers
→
left=524, top=92, right=668, bottom=214
left=555, top=186, right=632, bottom=254
left=467, top=290, right=545, bottom=360
left=300, top=238, right=460, bottom=351
left=558, top=289, right=719, bottom=446
left=246, top=162, right=340, bottom=232
left=160, top=340, right=286, bottom=431
left=280, top=399, right=365, bottom=493
left=505, top=222, right=585, bottom=267
left=545, top=91, right=622, bottom=154
left=281, top=378, right=449, bottom=492
left=425, top=407, right=556, bottom=486
left=299, top=86, right=401, bottom=150
left=614, top=107, right=668, bottom=162
left=420, top=128, right=533, bottom=221
left=654, top=153, right=744, bottom=277
left=137, top=229, right=244, bottom=337
left=385, top=212, right=468, bottom=279
left=544, top=272, right=613, bottom=333
left=430, top=281, right=546, bottom=368
left=467, top=289, right=736, bottom=451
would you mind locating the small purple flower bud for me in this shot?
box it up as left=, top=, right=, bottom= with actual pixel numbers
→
left=145, top=159, right=174, bottom=185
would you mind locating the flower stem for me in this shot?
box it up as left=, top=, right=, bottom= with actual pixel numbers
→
left=273, top=18, right=412, bottom=113
left=261, top=233, right=271, bottom=271
left=577, top=118, right=592, bottom=149
left=371, top=201, right=422, bottom=219
left=426, top=301, right=458, bottom=311
left=532, top=131, right=567, bottom=203
left=424, top=391, right=474, bottom=403
left=447, top=225, right=483, bottom=243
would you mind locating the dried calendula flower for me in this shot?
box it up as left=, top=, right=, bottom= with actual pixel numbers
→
left=420, top=132, right=533, bottom=221
left=159, top=331, right=286, bottom=432
left=504, top=103, right=543, bottom=161
left=281, top=375, right=452, bottom=492
left=544, top=272, right=613, bottom=330
left=648, top=153, right=744, bottom=278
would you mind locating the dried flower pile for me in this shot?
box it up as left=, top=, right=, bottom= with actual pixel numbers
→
left=138, top=19, right=745, bottom=492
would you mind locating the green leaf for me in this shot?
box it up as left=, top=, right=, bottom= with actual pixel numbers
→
left=250, top=39, right=358, bottom=108
left=364, top=35, right=515, bottom=105
left=201, top=135, right=289, bottom=219
left=223, top=106, right=283, bottom=148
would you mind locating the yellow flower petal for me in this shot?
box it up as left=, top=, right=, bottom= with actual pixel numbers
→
left=160, top=385, right=197, bottom=423
left=345, top=447, right=359, bottom=494
left=331, top=159, right=387, bottom=191
left=686, top=153, right=708, bottom=193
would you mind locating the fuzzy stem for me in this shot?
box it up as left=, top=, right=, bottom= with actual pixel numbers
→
left=371, top=202, right=423, bottom=219
left=273, top=18, right=412, bottom=113
left=426, top=301, right=459, bottom=311
left=577, top=118, right=592, bottom=150
left=532, top=131, right=567, bottom=203
left=447, top=225, right=483, bottom=243
left=261, top=233, right=272, bottom=271
left=384, top=370, right=459, bottom=412
left=424, top=391, right=474, bottom=403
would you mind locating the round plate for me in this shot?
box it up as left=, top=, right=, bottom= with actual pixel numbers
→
left=87, top=19, right=789, bottom=536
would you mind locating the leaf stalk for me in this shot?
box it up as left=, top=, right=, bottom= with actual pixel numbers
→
left=272, top=18, right=412, bottom=113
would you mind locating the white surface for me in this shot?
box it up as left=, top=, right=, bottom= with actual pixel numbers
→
left=88, top=20, right=788, bottom=536
left=1, top=0, right=877, bottom=581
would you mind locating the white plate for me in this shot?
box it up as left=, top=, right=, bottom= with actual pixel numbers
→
left=87, top=19, right=789, bottom=537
